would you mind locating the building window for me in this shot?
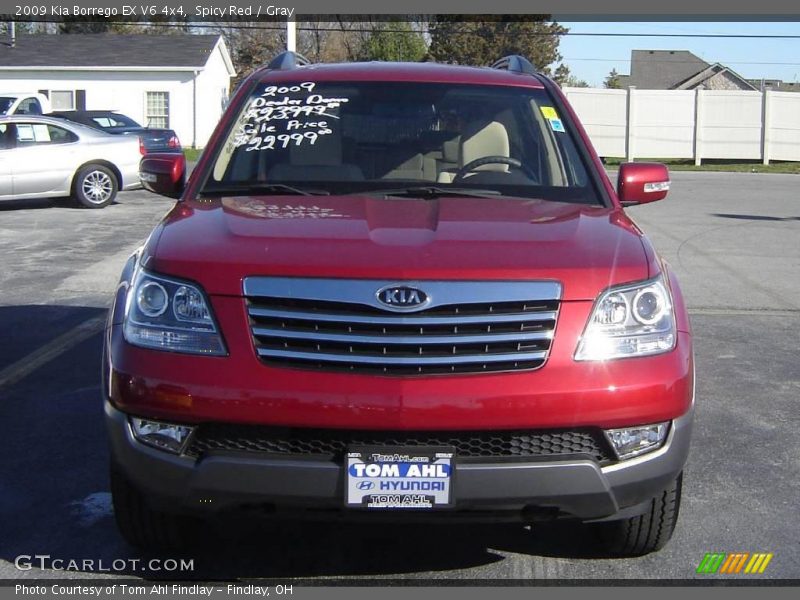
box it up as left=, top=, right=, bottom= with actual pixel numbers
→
left=146, top=91, right=169, bottom=128
left=50, top=91, right=75, bottom=110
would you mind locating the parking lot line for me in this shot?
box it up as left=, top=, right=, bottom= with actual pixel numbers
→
left=688, top=308, right=800, bottom=317
left=0, top=313, right=107, bottom=390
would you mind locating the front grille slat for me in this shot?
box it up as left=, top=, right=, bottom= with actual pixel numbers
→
left=248, top=307, right=558, bottom=326
left=244, top=278, right=561, bottom=375
left=252, top=326, right=553, bottom=346
left=184, top=425, right=614, bottom=464
left=256, top=348, right=548, bottom=365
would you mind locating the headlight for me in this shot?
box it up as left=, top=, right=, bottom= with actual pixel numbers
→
left=136, top=281, right=169, bottom=317
left=123, top=268, right=226, bottom=355
left=575, top=275, right=675, bottom=361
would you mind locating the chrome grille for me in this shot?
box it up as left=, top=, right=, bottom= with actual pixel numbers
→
left=244, top=278, right=561, bottom=375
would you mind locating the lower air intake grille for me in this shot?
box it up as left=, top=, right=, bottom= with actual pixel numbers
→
left=184, top=425, right=614, bottom=464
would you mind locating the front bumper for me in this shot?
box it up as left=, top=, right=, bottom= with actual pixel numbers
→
left=106, top=400, right=693, bottom=522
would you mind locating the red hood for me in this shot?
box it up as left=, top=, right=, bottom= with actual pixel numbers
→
left=147, top=195, right=653, bottom=301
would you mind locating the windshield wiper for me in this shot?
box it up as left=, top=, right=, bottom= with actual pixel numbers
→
left=201, top=183, right=330, bottom=197
left=360, top=186, right=502, bottom=200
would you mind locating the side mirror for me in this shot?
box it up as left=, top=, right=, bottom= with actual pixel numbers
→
left=140, top=153, right=186, bottom=199
left=617, top=162, right=670, bottom=206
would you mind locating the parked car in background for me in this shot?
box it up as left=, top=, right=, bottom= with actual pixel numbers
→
left=49, top=110, right=182, bottom=155
left=0, top=92, right=52, bottom=116
left=0, top=115, right=141, bottom=208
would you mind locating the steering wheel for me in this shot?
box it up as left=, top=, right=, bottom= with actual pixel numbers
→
left=453, top=156, right=537, bottom=183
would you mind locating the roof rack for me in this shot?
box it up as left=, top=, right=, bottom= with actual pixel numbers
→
left=490, top=55, right=538, bottom=76
left=268, top=51, right=311, bottom=71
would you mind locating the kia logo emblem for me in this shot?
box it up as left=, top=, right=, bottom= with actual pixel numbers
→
left=376, top=284, right=430, bottom=312
left=357, top=481, right=375, bottom=490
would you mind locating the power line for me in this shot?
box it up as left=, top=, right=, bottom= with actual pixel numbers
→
left=8, top=20, right=800, bottom=38
left=554, top=32, right=800, bottom=38
left=565, top=58, right=800, bottom=66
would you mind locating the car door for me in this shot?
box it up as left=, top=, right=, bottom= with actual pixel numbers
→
left=0, top=123, right=14, bottom=198
left=8, top=122, right=79, bottom=198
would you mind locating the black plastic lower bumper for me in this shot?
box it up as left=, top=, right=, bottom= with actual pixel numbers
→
left=106, top=400, right=693, bottom=522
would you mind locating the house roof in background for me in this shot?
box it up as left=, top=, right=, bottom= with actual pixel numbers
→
left=0, top=34, right=226, bottom=70
left=747, top=78, right=800, bottom=92
left=627, top=49, right=710, bottom=89
left=675, top=63, right=758, bottom=91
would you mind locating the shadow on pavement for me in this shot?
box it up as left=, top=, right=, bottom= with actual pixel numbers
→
left=711, top=213, right=800, bottom=222
left=156, top=518, right=614, bottom=580
left=0, top=197, right=76, bottom=211
left=0, top=304, right=106, bottom=371
left=0, top=305, right=613, bottom=582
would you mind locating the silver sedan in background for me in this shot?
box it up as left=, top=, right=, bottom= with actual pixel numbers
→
left=0, top=115, right=141, bottom=208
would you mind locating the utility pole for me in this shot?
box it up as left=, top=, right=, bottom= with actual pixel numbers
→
left=286, top=17, right=296, bottom=52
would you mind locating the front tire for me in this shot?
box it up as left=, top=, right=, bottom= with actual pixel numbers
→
left=73, top=164, right=117, bottom=208
left=110, top=467, right=195, bottom=550
left=593, top=472, right=683, bottom=556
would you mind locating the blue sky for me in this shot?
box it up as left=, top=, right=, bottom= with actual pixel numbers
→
left=557, top=21, right=800, bottom=86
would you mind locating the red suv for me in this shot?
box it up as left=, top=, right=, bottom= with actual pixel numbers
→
left=104, top=53, right=693, bottom=556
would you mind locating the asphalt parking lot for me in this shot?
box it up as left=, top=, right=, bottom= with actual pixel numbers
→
left=0, top=171, right=798, bottom=582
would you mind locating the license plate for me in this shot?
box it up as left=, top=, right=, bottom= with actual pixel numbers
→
left=345, top=447, right=455, bottom=509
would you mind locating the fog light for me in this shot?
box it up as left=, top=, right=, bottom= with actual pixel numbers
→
left=604, top=422, right=669, bottom=460
left=130, top=418, right=194, bottom=454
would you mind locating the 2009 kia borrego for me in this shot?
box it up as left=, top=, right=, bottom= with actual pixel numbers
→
left=104, top=53, right=693, bottom=555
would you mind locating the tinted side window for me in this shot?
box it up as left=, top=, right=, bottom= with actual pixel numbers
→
left=15, top=123, right=78, bottom=145
left=16, top=98, right=43, bottom=115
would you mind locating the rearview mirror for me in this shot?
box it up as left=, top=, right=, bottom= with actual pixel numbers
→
left=617, top=163, right=670, bottom=206
left=140, top=153, right=186, bottom=199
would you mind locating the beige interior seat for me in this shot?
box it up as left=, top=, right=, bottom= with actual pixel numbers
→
left=267, top=132, right=364, bottom=181
left=437, top=121, right=510, bottom=183
left=435, top=137, right=460, bottom=183
left=290, top=133, right=342, bottom=166
left=383, top=153, right=437, bottom=181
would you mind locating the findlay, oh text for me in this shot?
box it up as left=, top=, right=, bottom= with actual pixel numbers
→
left=15, top=584, right=293, bottom=596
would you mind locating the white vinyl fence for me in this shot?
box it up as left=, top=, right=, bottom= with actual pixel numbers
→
left=562, top=87, right=800, bottom=164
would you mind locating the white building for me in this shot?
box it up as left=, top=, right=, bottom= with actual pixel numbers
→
left=0, top=33, right=236, bottom=148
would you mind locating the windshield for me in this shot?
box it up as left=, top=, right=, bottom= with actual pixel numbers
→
left=204, top=82, right=599, bottom=204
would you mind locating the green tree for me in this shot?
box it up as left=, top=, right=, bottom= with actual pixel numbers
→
left=359, top=22, right=427, bottom=62
left=604, top=68, right=622, bottom=89
left=552, top=63, right=573, bottom=86
left=58, top=17, right=112, bottom=33
left=58, top=16, right=147, bottom=34
left=58, top=16, right=142, bottom=33
left=428, top=15, right=569, bottom=77
left=560, top=74, right=590, bottom=88
left=226, top=27, right=285, bottom=85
